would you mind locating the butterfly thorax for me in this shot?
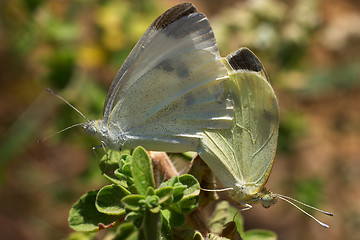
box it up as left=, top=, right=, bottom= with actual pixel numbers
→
left=82, top=120, right=124, bottom=150
left=230, top=185, right=277, bottom=208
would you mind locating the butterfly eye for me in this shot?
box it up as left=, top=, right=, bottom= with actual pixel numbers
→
left=82, top=121, right=97, bottom=136
left=261, top=194, right=277, bottom=208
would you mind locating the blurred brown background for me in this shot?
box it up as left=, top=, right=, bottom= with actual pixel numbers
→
left=0, top=0, right=359, bottom=239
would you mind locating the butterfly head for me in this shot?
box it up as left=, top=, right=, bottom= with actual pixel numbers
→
left=82, top=120, right=106, bottom=138
left=82, top=120, right=126, bottom=150
left=259, top=190, right=277, bottom=208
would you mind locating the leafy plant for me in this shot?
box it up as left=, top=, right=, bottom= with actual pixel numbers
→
left=68, top=147, right=201, bottom=239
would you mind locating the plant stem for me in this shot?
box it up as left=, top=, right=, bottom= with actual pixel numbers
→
left=143, top=209, right=161, bottom=240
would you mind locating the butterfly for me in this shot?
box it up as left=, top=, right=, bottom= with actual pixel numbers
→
left=199, top=48, right=333, bottom=227
left=80, top=3, right=233, bottom=152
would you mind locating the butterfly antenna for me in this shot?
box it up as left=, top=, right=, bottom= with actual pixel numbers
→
left=46, top=88, right=90, bottom=123
left=276, top=194, right=334, bottom=216
left=275, top=194, right=333, bottom=228
left=37, top=123, right=84, bottom=143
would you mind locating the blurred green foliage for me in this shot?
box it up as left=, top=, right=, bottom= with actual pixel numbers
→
left=214, top=0, right=320, bottom=67
left=293, top=178, right=326, bottom=210
left=278, top=111, right=307, bottom=153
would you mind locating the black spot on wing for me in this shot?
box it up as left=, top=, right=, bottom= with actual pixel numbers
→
left=185, top=94, right=195, bottom=106
left=158, top=59, right=189, bottom=77
left=158, top=59, right=174, bottom=72
left=175, top=61, right=189, bottom=78
left=227, top=48, right=265, bottom=73
left=263, top=110, right=274, bottom=122
left=151, top=3, right=197, bottom=30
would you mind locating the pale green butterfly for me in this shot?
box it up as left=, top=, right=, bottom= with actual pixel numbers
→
left=199, top=48, right=333, bottom=227
left=48, top=3, right=234, bottom=152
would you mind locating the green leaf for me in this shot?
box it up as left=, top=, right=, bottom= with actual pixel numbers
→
left=113, top=222, right=138, bottom=240
left=65, top=231, right=95, bottom=240
left=160, top=210, right=173, bottom=240
left=159, top=176, right=184, bottom=203
left=177, top=174, right=200, bottom=212
left=145, top=195, right=159, bottom=208
left=209, top=201, right=232, bottom=234
left=123, top=154, right=133, bottom=164
left=144, top=195, right=160, bottom=213
left=179, top=174, right=200, bottom=197
left=145, top=186, right=155, bottom=196
left=114, top=169, right=134, bottom=185
left=99, top=150, right=121, bottom=177
left=125, top=212, right=144, bottom=229
left=155, top=187, right=173, bottom=205
left=103, top=173, right=128, bottom=188
left=122, top=162, right=132, bottom=176
left=161, top=209, right=171, bottom=221
left=149, top=206, right=161, bottom=214
left=172, top=185, right=186, bottom=203
left=167, top=176, right=180, bottom=186
left=193, top=231, right=205, bottom=240
left=118, top=154, right=132, bottom=173
left=242, top=229, right=277, bottom=240
left=122, top=195, right=145, bottom=211
left=231, top=206, right=244, bottom=236
left=177, top=197, right=198, bottom=213
left=131, top=147, right=155, bottom=195
left=166, top=207, right=185, bottom=227
left=68, top=190, right=117, bottom=232
left=96, top=184, right=130, bottom=215
left=182, top=151, right=197, bottom=160
left=120, top=150, right=132, bottom=157
left=209, top=201, right=244, bottom=238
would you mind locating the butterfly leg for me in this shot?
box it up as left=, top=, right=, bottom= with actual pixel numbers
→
left=92, top=141, right=112, bottom=174
left=92, top=141, right=109, bottom=159
left=239, top=203, right=252, bottom=211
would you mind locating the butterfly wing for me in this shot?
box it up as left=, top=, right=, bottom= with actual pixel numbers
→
left=104, top=3, right=233, bottom=152
left=103, top=3, right=198, bottom=121
left=200, top=48, right=279, bottom=195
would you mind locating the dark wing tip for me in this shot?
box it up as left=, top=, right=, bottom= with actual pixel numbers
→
left=227, top=48, right=263, bottom=72
left=227, top=48, right=269, bottom=81
left=151, top=3, right=198, bottom=30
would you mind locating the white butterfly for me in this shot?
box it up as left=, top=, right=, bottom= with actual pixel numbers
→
left=81, top=3, right=233, bottom=152
left=199, top=48, right=333, bottom=227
